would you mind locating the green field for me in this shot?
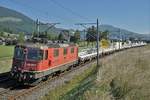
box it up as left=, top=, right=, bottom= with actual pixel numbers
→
left=0, top=59, right=12, bottom=73
left=0, top=45, right=14, bottom=73
left=0, top=45, right=14, bottom=59
left=78, top=41, right=96, bottom=52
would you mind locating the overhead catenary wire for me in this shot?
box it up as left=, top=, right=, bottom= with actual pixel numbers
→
left=12, top=1, right=85, bottom=27
left=48, top=0, right=91, bottom=22
left=8, top=0, right=77, bottom=26
left=2, top=0, right=92, bottom=30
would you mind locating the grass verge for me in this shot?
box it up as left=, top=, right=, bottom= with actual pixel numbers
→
left=0, top=45, right=14, bottom=73
left=42, top=64, right=98, bottom=100
left=81, top=45, right=150, bottom=100
left=0, top=59, right=12, bottom=73
left=0, top=45, right=14, bottom=59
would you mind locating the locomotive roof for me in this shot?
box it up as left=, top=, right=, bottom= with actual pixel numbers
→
left=17, top=43, right=77, bottom=49
left=47, top=43, right=76, bottom=48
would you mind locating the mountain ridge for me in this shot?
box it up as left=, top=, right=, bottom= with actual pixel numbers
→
left=0, top=6, right=60, bottom=34
left=99, top=24, right=149, bottom=40
left=0, top=6, right=149, bottom=41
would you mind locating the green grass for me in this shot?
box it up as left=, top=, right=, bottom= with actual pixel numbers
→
left=81, top=45, right=150, bottom=100
left=0, top=59, right=12, bottom=73
left=0, top=45, right=14, bottom=59
left=42, top=64, right=97, bottom=100
left=0, top=45, right=14, bottom=73
left=78, top=41, right=97, bottom=52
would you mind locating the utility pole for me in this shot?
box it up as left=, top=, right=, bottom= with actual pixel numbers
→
left=36, top=19, right=60, bottom=38
left=96, top=19, right=99, bottom=67
left=36, top=19, right=40, bottom=37
left=75, top=19, right=100, bottom=67
left=84, top=29, right=86, bottom=46
left=119, top=28, right=121, bottom=50
left=75, top=23, right=96, bottom=47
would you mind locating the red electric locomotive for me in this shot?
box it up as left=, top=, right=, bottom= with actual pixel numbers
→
left=11, top=43, right=78, bottom=84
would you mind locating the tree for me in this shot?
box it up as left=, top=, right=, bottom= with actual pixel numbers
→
left=70, top=30, right=80, bottom=43
left=129, top=37, right=135, bottom=42
left=54, top=35, right=58, bottom=40
left=70, top=36, right=76, bottom=43
left=86, top=26, right=97, bottom=42
left=100, top=30, right=109, bottom=40
left=74, top=30, right=80, bottom=42
left=85, top=26, right=110, bottom=46
left=58, top=33, right=65, bottom=41
left=32, top=31, right=37, bottom=37
left=47, top=33, right=57, bottom=40
left=47, top=34, right=52, bottom=40
left=0, top=32, right=4, bottom=37
left=18, top=32, right=25, bottom=43
left=100, top=38, right=110, bottom=48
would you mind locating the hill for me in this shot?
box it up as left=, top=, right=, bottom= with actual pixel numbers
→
left=0, top=6, right=60, bottom=35
left=0, top=6, right=36, bottom=33
left=80, top=25, right=149, bottom=41
left=0, top=6, right=149, bottom=41
left=99, top=25, right=149, bottom=41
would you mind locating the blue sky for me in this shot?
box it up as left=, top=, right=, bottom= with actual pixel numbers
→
left=0, top=0, right=150, bottom=34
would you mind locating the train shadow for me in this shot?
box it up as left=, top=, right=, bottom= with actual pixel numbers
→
left=0, top=72, right=31, bottom=90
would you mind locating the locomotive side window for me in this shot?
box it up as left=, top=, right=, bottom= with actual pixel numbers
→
left=54, top=49, right=59, bottom=57
left=44, top=50, right=48, bottom=60
left=27, top=49, right=43, bottom=60
left=71, top=47, right=74, bottom=53
left=39, top=50, right=43, bottom=60
left=63, top=48, right=67, bottom=55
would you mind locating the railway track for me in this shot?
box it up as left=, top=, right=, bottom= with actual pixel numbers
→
left=0, top=72, right=23, bottom=100
left=0, top=79, right=19, bottom=99
left=0, top=84, right=30, bottom=100
left=0, top=55, right=98, bottom=100
left=9, top=60, right=94, bottom=100
left=0, top=45, right=146, bottom=100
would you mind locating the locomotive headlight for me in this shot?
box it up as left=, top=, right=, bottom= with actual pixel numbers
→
left=23, top=74, right=26, bottom=80
left=30, top=75, right=33, bottom=78
left=11, top=72, right=14, bottom=76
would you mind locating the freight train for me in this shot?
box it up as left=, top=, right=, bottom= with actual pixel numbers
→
left=10, top=42, right=146, bottom=85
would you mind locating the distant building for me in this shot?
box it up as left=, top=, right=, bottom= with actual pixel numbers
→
left=24, top=33, right=32, bottom=41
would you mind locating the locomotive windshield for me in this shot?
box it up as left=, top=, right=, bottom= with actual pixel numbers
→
left=14, top=47, right=25, bottom=60
left=27, top=48, right=43, bottom=60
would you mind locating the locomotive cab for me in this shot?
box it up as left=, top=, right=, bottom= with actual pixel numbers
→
left=11, top=44, right=47, bottom=84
